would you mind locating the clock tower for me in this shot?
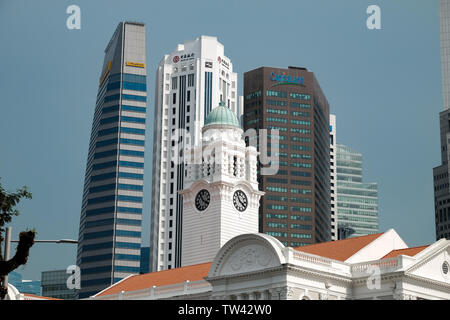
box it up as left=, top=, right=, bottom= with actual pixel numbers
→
left=180, top=102, right=264, bottom=267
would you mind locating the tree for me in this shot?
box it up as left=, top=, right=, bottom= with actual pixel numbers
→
left=0, top=178, right=35, bottom=299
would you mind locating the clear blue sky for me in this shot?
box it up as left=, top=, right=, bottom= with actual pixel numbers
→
left=0, top=0, right=442, bottom=280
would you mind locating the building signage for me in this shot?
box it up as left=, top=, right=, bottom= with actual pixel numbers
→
left=173, top=53, right=195, bottom=63
left=126, top=61, right=145, bottom=68
left=218, top=56, right=230, bottom=69
left=205, top=61, right=213, bottom=68
left=99, top=61, right=112, bottom=85
left=270, top=72, right=305, bottom=87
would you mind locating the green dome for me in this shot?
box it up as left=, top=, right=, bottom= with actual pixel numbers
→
left=204, top=102, right=240, bottom=128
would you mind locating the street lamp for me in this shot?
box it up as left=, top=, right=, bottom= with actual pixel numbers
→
left=1, top=226, right=78, bottom=300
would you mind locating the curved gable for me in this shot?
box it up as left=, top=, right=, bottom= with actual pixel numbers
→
left=208, top=233, right=286, bottom=277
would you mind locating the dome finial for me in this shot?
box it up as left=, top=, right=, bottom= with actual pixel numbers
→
left=203, top=102, right=240, bottom=129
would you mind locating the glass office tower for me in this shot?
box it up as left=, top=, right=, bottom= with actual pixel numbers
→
left=244, top=66, right=331, bottom=246
left=77, top=22, right=147, bottom=298
left=41, top=270, right=77, bottom=300
left=336, top=144, right=378, bottom=238
left=432, top=0, right=450, bottom=241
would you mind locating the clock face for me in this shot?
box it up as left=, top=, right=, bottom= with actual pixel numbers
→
left=233, top=190, right=248, bottom=212
left=195, top=189, right=210, bottom=211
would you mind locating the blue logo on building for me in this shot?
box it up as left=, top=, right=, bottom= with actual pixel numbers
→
left=270, top=72, right=305, bottom=87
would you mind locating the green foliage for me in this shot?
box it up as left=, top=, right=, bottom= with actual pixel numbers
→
left=0, top=178, right=32, bottom=242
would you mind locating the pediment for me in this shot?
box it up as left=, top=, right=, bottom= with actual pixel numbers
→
left=208, top=233, right=286, bottom=278
left=406, top=244, right=450, bottom=285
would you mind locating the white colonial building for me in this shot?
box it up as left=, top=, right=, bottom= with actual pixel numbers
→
left=90, top=106, right=450, bottom=300
left=90, top=229, right=450, bottom=300
left=4, top=283, right=61, bottom=300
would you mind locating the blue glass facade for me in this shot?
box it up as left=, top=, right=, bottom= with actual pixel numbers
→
left=77, top=22, right=147, bottom=299
left=336, top=144, right=379, bottom=238
left=140, top=247, right=150, bottom=274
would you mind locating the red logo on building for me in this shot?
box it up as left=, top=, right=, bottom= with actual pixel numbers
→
left=217, top=56, right=222, bottom=64
left=173, top=56, right=180, bottom=63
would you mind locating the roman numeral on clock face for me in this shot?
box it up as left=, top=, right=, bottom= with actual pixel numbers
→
left=233, top=190, right=248, bottom=212
left=195, top=189, right=210, bottom=211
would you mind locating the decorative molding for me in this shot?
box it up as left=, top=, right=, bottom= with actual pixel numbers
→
left=406, top=242, right=449, bottom=274
left=404, top=273, right=450, bottom=290
left=229, top=245, right=273, bottom=272
left=285, top=265, right=353, bottom=286
left=209, top=234, right=285, bottom=278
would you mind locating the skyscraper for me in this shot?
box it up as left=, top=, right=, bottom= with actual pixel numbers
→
left=41, top=270, right=77, bottom=300
left=243, top=66, right=331, bottom=246
left=440, top=0, right=450, bottom=112
left=77, top=22, right=147, bottom=298
left=433, top=0, right=450, bottom=241
left=150, top=36, right=240, bottom=271
left=336, top=144, right=379, bottom=238
left=139, top=247, right=150, bottom=274
left=330, top=114, right=338, bottom=241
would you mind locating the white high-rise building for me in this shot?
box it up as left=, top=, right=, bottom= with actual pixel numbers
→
left=330, top=114, right=337, bottom=240
left=150, top=36, right=240, bottom=271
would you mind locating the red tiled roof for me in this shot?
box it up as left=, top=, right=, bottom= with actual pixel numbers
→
left=293, top=233, right=384, bottom=261
left=381, top=245, right=430, bottom=259
left=23, top=293, right=62, bottom=300
left=96, top=262, right=212, bottom=297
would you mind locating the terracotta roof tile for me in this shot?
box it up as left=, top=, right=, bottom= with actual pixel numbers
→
left=381, top=245, right=429, bottom=259
left=96, top=262, right=212, bottom=297
left=23, top=293, right=62, bottom=300
left=293, top=233, right=384, bottom=261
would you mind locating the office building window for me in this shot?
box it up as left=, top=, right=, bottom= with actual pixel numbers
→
left=188, top=74, right=194, bottom=87
left=172, top=77, right=178, bottom=90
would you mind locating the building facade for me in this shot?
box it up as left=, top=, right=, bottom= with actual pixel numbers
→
left=150, top=36, right=240, bottom=272
left=140, top=247, right=150, bottom=274
left=41, top=270, right=77, bottom=300
left=433, top=0, right=450, bottom=241
left=243, top=66, right=331, bottom=246
left=8, top=272, right=41, bottom=296
left=180, top=103, right=263, bottom=266
left=76, top=21, right=147, bottom=298
left=336, top=144, right=378, bottom=238
left=91, top=230, right=450, bottom=300
left=441, top=0, right=450, bottom=112
left=433, top=110, right=450, bottom=241
left=330, top=114, right=337, bottom=240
